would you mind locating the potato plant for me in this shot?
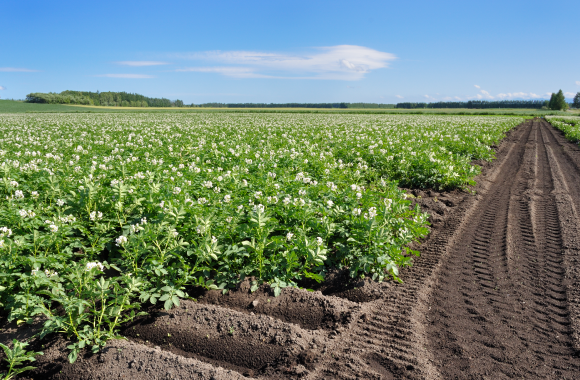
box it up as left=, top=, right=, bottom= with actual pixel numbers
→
left=0, top=113, right=522, bottom=361
left=546, top=116, right=580, bottom=143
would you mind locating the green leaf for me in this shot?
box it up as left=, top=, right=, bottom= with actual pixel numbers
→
left=68, top=349, right=78, bottom=364
left=304, top=272, right=324, bottom=283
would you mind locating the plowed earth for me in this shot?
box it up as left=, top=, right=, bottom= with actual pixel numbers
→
left=3, top=119, right=580, bottom=379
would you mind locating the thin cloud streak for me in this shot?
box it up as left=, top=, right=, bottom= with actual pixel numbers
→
left=115, top=61, right=169, bottom=66
left=422, top=92, right=549, bottom=102
left=174, top=45, right=396, bottom=80
left=95, top=74, right=154, bottom=78
left=496, top=92, right=542, bottom=99
left=0, top=86, right=6, bottom=90
left=175, top=67, right=274, bottom=79
left=0, top=67, right=38, bottom=72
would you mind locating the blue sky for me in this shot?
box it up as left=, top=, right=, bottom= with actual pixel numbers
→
left=2, top=0, right=579, bottom=104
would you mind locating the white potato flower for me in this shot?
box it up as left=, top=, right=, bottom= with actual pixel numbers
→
left=115, top=236, right=128, bottom=246
left=86, top=261, right=104, bottom=271
left=0, top=227, right=12, bottom=238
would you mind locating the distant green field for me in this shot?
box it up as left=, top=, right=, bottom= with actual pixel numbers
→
left=0, top=100, right=117, bottom=113
left=0, top=99, right=576, bottom=116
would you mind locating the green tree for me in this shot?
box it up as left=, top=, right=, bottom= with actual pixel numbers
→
left=573, top=92, right=580, bottom=109
left=551, top=90, right=569, bottom=111
left=548, top=93, right=556, bottom=109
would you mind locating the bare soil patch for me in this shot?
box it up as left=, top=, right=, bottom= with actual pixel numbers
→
left=425, top=119, right=580, bottom=379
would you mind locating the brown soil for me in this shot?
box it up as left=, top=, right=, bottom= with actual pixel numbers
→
left=4, top=119, right=580, bottom=379
left=425, top=119, right=580, bottom=379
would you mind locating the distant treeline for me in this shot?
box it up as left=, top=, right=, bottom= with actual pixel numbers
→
left=396, top=100, right=549, bottom=109
left=26, top=91, right=184, bottom=107
left=25, top=92, right=562, bottom=110
left=24, top=94, right=399, bottom=109
left=198, top=102, right=347, bottom=108
left=195, top=102, right=395, bottom=109
left=196, top=103, right=396, bottom=109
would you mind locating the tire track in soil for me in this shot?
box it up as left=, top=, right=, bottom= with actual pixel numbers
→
left=426, top=119, right=580, bottom=379
left=541, top=119, right=580, bottom=351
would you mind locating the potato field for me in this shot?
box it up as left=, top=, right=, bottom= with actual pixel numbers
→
left=9, top=114, right=580, bottom=380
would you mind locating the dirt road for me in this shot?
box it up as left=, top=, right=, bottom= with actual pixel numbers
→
left=14, top=119, right=580, bottom=379
left=425, top=119, right=580, bottom=379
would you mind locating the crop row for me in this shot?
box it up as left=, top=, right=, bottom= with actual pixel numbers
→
left=546, top=116, right=580, bottom=144
left=0, top=113, right=522, bottom=361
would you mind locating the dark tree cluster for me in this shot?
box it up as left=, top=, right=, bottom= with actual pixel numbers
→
left=396, top=100, right=550, bottom=109
left=346, top=103, right=396, bottom=109
left=548, top=90, right=569, bottom=111
left=26, top=91, right=184, bottom=107
left=196, top=102, right=396, bottom=109
left=573, top=92, right=580, bottom=109
left=198, top=102, right=349, bottom=108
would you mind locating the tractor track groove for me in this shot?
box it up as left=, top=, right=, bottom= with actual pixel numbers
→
left=426, top=119, right=580, bottom=379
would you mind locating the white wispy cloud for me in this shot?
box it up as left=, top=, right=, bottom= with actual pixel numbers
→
left=396, top=95, right=403, bottom=99
left=115, top=61, right=169, bottom=66
left=496, top=92, right=542, bottom=99
left=468, top=87, right=495, bottom=100
left=565, top=92, right=575, bottom=97
left=95, top=74, right=154, bottom=79
left=576, top=81, right=580, bottom=86
left=175, top=67, right=272, bottom=78
left=480, top=90, right=494, bottom=99
left=0, top=86, right=6, bottom=90
left=0, top=67, right=38, bottom=72
left=423, top=92, right=547, bottom=102
left=174, top=45, right=396, bottom=80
